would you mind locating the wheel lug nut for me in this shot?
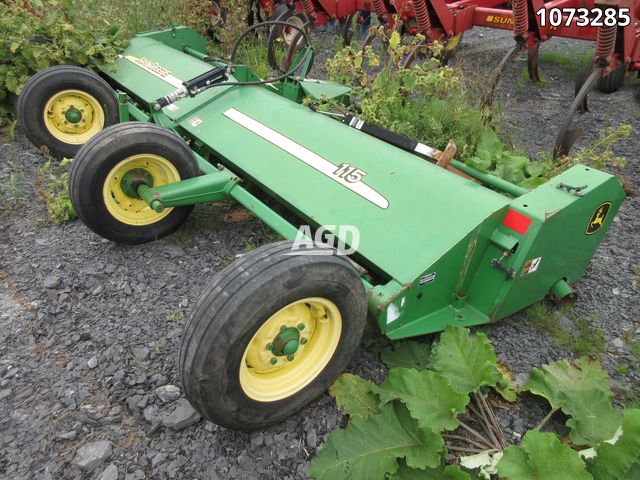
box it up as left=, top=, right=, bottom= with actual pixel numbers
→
left=297, top=323, right=305, bottom=331
left=300, top=337, right=307, bottom=345
left=270, top=358, right=277, bottom=365
left=287, top=354, right=294, bottom=361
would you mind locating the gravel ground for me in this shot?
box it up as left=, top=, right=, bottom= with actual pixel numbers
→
left=0, top=26, right=638, bottom=480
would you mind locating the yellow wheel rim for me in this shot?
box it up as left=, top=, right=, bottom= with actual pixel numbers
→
left=43, top=89, right=105, bottom=144
left=102, top=154, right=180, bottom=226
left=240, top=297, right=342, bottom=402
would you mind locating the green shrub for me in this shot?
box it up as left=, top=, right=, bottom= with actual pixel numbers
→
left=321, top=30, right=561, bottom=190
left=0, top=0, right=129, bottom=126
left=0, top=0, right=216, bottom=127
left=325, top=31, right=487, bottom=161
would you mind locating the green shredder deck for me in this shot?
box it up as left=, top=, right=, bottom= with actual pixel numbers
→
left=177, top=87, right=510, bottom=283
left=98, top=28, right=625, bottom=338
left=102, top=34, right=511, bottom=284
left=103, top=34, right=510, bottom=284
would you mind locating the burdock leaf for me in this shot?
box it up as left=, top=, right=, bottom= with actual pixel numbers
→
left=523, top=357, right=621, bottom=446
left=497, top=430, right=592, bottom=480
left=390, top=460, right=471, bottom=480
left=307, top=403, right=444, bottom=480
left=587, top=408, right=640, bottom=480
left=377, top=368, right=468, bottom=432
left=381, top=341, right=432, bottom=371
left=432, top=326, right=502, bottom=394
left=329, top=373, right=379, bottom=421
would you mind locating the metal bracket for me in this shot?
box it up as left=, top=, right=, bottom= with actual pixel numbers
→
left=556, top=182, right=587, bottom=197
left=491, top=252, right=516, bottom=280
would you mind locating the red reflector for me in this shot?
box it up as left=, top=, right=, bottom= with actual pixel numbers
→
left=502, top=209, right=531, bottom=235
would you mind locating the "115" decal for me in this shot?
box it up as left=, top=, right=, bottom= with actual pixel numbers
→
left=333, top=163, right=367, bottom=183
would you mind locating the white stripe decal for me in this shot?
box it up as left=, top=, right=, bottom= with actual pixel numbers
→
left=223, top=108, right=389, bottom=209
left=124, top=55, right=184, bottom=89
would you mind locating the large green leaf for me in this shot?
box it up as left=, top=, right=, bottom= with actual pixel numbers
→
left=587, top=408, right=640, bottom=480
left=329, top=373, right=380, bottom=421
left=525, top=162, right=545, bottom=178
left=523, top=357, right=621, bottom=446
left=307, top=403, right=444, bottom=480
left=624, top=463, right=640, bottom=479
left=391, top=461, right=471, bottom=480
left=432, top=326, right=502, bottom=394
left=381, top=341, right=432, bottom=371
left=377, top=368, right=468, bottom=432
left=497, top=430, right=592, bottom=480
left=475, top=128, right=502, bottom=163
left=467, top=155, right=492, bottom=172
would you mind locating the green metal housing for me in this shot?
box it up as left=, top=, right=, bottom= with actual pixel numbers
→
left=96, top=27, right=625, bottom=339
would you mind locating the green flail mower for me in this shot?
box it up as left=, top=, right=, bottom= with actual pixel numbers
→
left=18, top=26, right=624, bottom=431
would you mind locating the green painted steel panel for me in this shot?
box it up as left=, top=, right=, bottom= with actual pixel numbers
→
left=103, top=33, right=511, bottom=285
left=99, top=36, right=234, bottom=119
left=175, top=86, right=510, bottom=283
left=378, top=165, right=625, bottom=338
left=98, top=29, right=626, bottom=339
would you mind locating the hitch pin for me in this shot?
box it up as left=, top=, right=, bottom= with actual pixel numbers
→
left=556, top=182, right=587, bottom=197
left=491, top=251, right=516, bottom=280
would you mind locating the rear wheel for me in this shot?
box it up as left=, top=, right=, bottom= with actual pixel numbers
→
left=69, top=122, right=198, bottom=244
left=180, top=241, right=368, bottom=431
left=267, top=5, right=309, bottom=72
left=17, top=65, right=119, bottom=159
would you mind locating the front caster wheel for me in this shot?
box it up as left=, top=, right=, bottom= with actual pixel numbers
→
left=17, top=65, right=119, bottom=159
left=69, top=122, right=199, bottom=244
left=180, top=241, right=368, bottom=431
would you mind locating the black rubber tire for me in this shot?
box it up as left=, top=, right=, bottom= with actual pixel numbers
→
left=267, top=3, right=292, bottom=35
left=179, top=241, right=368, bottom=431
left=69, top=122, right=199, bottom=244
left=17, top=65, right=119, bottom=159
left=267, top=4, right=309, bottom=72
left=597, top=59, right=626, bottom=93
left=209, top=0, right=226, bottom=27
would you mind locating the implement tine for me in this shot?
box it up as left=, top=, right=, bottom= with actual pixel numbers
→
left=527, top=41, right=540, bottom=82
left=553, top=67, right=602, bottom=159
left=482, top=42, right=522, bottom=108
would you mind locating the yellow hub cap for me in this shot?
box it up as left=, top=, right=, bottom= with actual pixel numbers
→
left=103, top=154, right=180, bottom=226
left=240, top=297, right=342, bottom=402
left=44, top=89, right=105, bottom=144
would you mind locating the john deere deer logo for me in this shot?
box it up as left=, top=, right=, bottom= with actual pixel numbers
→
left=586, top=202, right=612, bottom=235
